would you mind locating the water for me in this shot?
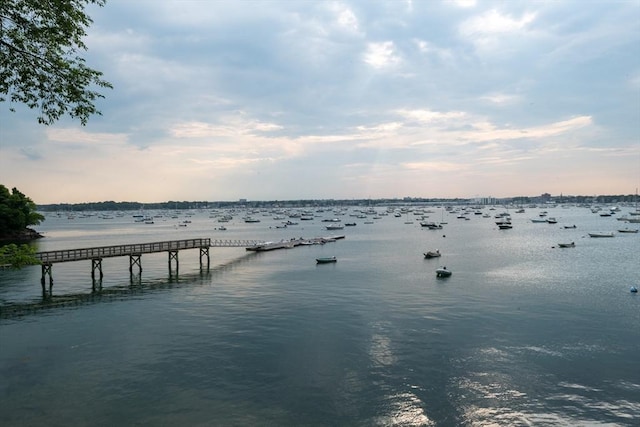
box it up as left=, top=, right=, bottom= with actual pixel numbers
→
left=1, top=206, right=639, bottom=426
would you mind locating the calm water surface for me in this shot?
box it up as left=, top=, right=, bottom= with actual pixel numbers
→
left=1, top=206, right=639, bottom=426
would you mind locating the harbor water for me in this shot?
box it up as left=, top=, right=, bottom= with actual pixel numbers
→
left=1, top=206, right=639, bottom=426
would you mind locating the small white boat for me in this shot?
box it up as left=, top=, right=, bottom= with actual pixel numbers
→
left=316, top=256, right=337, bottom=264
left=424, top=250, right=441, bottom=259
left=631, top=286, right=638, bottom=293
left=588, top=232, right=614, bottom=238
left=557, top=242, right=575, bottom=248
left=436, top=267, right=452, bottom=277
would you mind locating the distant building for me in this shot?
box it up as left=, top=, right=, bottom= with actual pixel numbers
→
left=472, top=196, right=495, bottom=205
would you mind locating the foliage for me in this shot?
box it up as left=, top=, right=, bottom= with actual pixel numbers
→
left=0, top=243, right=39, bottom=268
left=0, top=0, right=112, bottom=125
left=0, top=184, right=44, bottom=235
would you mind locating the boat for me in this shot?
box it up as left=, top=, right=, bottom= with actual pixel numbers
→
left=531, top=218, right=547, bottom=223
left=546, top=217, right=557, bottom=224
left=325, top=225, right=344, bottom=230
left=563, top=225, right=577, bottom=229
left=631, top=286, right=638, bottom=293
left=557, top=242, right=575, bottom=248
left=423, top=250, right=441, bottom=259
left=588, top=232, right=614, bottom=238
left=498, top=223, right=513, bottom=229
left=420, top=221, right=443, bottom=229
left=316, top=256, right=337, bottom=264
left=344, top=222, right=357, bottom=226
left=436, top=267, right=452, bottom=277
left=618, top=228, right=639, bottom=233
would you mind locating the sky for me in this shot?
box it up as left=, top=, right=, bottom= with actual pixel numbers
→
left=1, top=0, right=639, bottom=204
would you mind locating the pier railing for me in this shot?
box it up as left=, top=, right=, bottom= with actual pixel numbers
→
left=35, top=238, right=265, bottom=264
left=36, top=238, right=213, bottom=264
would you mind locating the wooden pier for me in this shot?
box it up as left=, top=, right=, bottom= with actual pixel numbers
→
left=35, top=238, right=264, bottom=295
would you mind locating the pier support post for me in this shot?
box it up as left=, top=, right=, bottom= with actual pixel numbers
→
left=200, top=246, right=210, bottom=270
left=91, top=258, right=103, bottom=280
left=91, top=258, right=103, bottom=292
left=129, top=254, right=142, bottom=277
left=168, top=250, right=179, bottom=275
left=40, top=263, right=53, bottom=296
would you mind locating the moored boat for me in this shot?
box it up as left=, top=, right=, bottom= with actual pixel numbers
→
left=325, top=225, right=344, bottom=230
left=557, top=242, right=575, bottom=248
left=436, top=266, right=452, bottom=277
left=316, top=256, right=337, bottom=264
left=423, top=250, right=441, bottom=259
left=588, top=232, right=614, bottom=238
left=618, top=228, right=639, bottom=233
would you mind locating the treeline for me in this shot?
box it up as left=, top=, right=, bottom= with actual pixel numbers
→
left=36, top=193, right=638, bottom=212
left=38, top=197, right=475, bottom=211
left=38, top=200, right=210, bottom=211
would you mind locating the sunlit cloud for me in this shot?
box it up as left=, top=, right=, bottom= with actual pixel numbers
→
left=363, top=41, right=401, bottom=69
left=169, top=119, right=283, bottom=139
left=461, top=9, right=537, bottom=36
left=459, top=9, right=537, bottom=52
left=395, top=109, right=467, bottom=124
left=329, top=3, right=360, bottom=34
left=402, top=161, right=466, bottom=172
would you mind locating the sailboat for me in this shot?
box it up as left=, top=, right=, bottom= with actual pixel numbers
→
left=628, top=189, right=640, bottom=223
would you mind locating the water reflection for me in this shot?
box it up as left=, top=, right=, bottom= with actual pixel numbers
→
left=375, top=391, right=434, bottom=426
left=0, top=252, right=261, bottom=319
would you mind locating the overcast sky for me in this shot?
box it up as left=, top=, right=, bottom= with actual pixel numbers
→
left=1, top=0, right=639, bottom=204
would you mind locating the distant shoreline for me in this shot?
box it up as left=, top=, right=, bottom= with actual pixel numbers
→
left=35, top=193, right=639, bottom=212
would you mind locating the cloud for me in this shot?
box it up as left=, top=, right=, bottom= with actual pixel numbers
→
left=363, top=41, right=401, bottom=69
left=459, top=8, right=537, bottom=53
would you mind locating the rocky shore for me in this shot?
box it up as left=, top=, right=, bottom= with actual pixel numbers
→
left=0, top=228, right=44, bottom=243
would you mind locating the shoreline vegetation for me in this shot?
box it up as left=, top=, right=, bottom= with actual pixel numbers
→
left=1, top=185, right=45, bottom=268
